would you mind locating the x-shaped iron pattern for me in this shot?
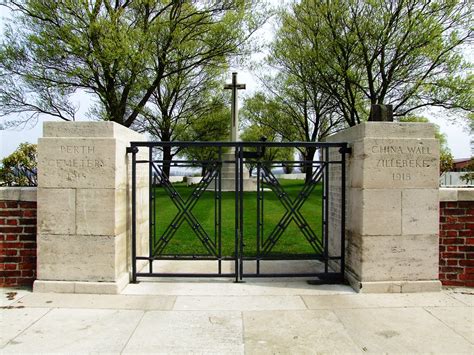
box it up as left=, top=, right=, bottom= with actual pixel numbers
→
left=151, top=162, right=219, bottom=256
left=259, top=164, right=326, bottom=256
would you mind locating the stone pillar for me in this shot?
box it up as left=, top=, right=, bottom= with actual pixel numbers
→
left=326, top=122, right=440, bottom=293
left=34, top=122, right=148, bottom=294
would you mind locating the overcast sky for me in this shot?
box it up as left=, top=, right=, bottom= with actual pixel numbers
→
left=0, top=2, right=472, bottom=159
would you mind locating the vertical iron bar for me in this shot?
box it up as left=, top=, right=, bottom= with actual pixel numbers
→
left=218, top=147, right=222, bottom=275
left=256, top=160, right=261, bottom=275
left=149, top=147, right=153, bottom=274
left=340, top=144, right=347, bottom=279
left=234, top=146, right=239, bottom=282
left=214, top=153, right=218, bottom=270
left=131, top=145, right=138, bottom=283
left=153, top=155, right=157, bottom=257
left=239, top=145, right=244, bottom=280
left=261, top=160, right=265, bottom=260
left=214, top=164, right=217, bottom=247
left=324, top=147, right=329, bottom=273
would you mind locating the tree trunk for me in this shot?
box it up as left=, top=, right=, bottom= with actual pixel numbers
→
left=162, top=145, right=172, bottom=179
left=303, top=147, right=316, bottom=183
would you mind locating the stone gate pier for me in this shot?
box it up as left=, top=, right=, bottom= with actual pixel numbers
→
left=326, top=122, right=441, bottom=292
left=34, top=122, right=148, bottom=294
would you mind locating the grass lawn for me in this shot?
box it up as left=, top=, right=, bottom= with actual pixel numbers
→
left=152, top=179, right=323, bottom=257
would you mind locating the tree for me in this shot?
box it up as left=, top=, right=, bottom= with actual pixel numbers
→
left=0, top=1, right=265, bottom=127
left=0, top=143, right=37, bottom=186
left=273, top=0, right=473, bottom=127
left=440, top=150, right=454, bottom=176
left=469, top=113, right=474, bottom=156
left=242, top=88, right=342, bottom=181
left=242, top=93, right=296, bottom=142
left=244, top=1, right=356, bottom=182
left=178, top=103, right=231, bottom=176
left=460, top=160, right=474, bottom=185
left=132, top=67, right=228, bottom=177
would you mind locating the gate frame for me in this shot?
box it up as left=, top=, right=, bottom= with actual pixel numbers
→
left=128, top=141, right=350, bottom=283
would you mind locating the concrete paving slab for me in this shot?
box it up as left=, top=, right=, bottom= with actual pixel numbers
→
left=333, top=307, right=474, bottom=353
left=1, top=308, right=143, bottom=353
left=1, top=284, right=471, bottom=354
left=0, top=288, right=31, bottom=307
left=124, top=280, right=355, bottom=296
left=0, top=307, right=50, bottom=348
left=11, top=292, right=176, bottom=310
left=122, top=311, right=244, bottom=354
left=173, top=295, right=306, bottom=311
left=243, top=310, right=362, bottom=354
left=424, top=306, right=474, bottom=344
left=445, top=288, right=474, bottom=306
left=302, top=292, right=466, bottom=309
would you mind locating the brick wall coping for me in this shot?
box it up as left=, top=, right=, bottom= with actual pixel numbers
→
left=439, top=188, right=474, bottom=202
left=2, top=186, right=469, bottom=207
left=0, top=187, right=37, bottom=202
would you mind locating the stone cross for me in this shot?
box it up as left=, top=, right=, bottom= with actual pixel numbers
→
left=224, top=72, right=246, bottom=141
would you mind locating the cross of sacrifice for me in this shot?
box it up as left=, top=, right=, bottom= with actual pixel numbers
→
left=224, top=72, right=246, bottom=141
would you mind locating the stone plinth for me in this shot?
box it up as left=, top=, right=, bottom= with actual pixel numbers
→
left=34, top=122, right=149, bottom=294
left=220, top=152, right=256, bottom=192
left=325, top=122, right=441, bottom=293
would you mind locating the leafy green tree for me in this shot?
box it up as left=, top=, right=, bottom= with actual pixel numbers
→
left=440, top=150, right=455, bottom=176
left=460, top=160, right=474, bottom=185
left=273, top=0, right=473, bottom=126
left=0, top=1, right=265, bottom=127
left=242, top=93, right=297, bottom=142
left=178, top=103, right=231, bottom=176
left=468, top=113, right=474, bottom=156
left=133, top=67, right=230, bottom=176
left=0, top=143, right=37, bottom=186
left=241, top=91, right=341, bottom=181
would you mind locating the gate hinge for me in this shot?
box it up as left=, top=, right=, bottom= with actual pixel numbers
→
left=339, top=146, right=352, bottom=155
left=127, top=146, right=139, bottom=154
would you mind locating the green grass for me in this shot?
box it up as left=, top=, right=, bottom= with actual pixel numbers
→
left=152, top=179, right=323, bottom=257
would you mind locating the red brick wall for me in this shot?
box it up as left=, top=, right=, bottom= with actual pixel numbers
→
left=0, top=200, right=37, bottom=287
left=439, top=200, right=474, bottom=287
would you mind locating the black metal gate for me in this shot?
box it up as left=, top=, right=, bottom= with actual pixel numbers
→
left=128, top=141, right=349, bottom=283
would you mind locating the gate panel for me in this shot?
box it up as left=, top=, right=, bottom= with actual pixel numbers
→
left=238, top=143, right=347, bottom=281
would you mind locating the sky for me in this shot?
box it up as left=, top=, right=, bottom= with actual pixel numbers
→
left=0, top=2, right=472, bottom=160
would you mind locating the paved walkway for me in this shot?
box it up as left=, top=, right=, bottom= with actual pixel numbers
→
left=1, top=280, right=473, bottom=354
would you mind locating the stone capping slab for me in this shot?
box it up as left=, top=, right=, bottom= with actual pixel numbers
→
left=324, top=122, right=436, bottom=143
left=43, top=121, right=143, bottom=141
left=439, top=188, right=474, bottom=202
left=0, top=187, right=37, bottom=201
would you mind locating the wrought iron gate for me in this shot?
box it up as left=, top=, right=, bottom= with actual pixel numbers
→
left=128, top=141, right=349, bottom=283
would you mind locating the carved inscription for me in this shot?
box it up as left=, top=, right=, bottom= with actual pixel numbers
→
left=61, top=145, right=95, bottom=154
left=53, top=145, right=105, bottom=181
left=371, top=144, right=433, bottom=181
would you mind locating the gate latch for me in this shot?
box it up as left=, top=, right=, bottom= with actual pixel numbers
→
left=242, top=136, right=267, bottom=159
